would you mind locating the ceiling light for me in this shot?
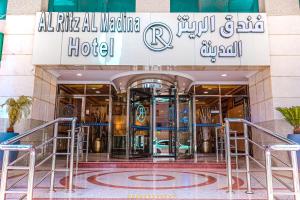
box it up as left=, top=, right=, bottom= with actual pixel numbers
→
left=96, top=91, right=100, bottom=94
left=221, top=74, right=227, bottom=77
left=204, top=91, right=208, bottom=94
left=92, top=87, right=96, bottom=90
left=76, top=73, right=82, bottom=77
left=208, top=88, right=212, bottom=90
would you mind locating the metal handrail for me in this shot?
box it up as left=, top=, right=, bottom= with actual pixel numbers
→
left=225, top=118, right=300, bottom=200
left=0, top=117, right=77, bottom=200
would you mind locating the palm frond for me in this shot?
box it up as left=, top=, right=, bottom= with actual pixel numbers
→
left=276, top=106, right=300, bottom=128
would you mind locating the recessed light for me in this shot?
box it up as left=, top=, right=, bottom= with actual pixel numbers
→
left=221, top=74, right=227, bottom=77
left=96, top=91, right=100, bottom=94
left=76, top=73, right=82, bottom=77
left=204, top=91, right=208, bottom=94
left=208, top=88, right=212, bottom=90
left=92, top=87, right=96, bottom=90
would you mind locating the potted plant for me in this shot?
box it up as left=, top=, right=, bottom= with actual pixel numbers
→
left=0, top=96, right=32, bottom=165
left=276, top=106, right=300, bottom=164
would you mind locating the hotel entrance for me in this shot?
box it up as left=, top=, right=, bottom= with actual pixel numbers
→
left=128, top=79, right=193, bottom=159
left=55, top=78, right=249, bottom=161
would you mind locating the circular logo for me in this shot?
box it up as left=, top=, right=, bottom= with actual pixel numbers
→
left=136, top=104, right=146, bottom=123
left=143, top=22, right=173, bottom=52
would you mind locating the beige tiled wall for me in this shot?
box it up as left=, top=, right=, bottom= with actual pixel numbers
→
left=136, top=0, right=170, bottom=12
left=0, top=15, right=56, bottom=133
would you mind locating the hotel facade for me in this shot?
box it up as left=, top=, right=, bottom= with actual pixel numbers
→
left=0, top=0, right=300, bottom=159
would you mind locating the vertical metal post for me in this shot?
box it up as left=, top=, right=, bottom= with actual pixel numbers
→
left=76, top=128, right=80, bottom=173
left=243, top=123, right=253, bottom=194
left=225, top=119, right=232, bottom=193
left=69, top=118, right=76, bottom=192
left=66, top=130, right=70, bottom=169
left=192, top=95, right=197, bottom=161
left=215, top=127, right=219, bottom=162
left=188, top=97, right=193, bottom=155
left=125, top=88, right=130, bottom=159
left=86, top=126, right=90, bottom=162
left=153, top=96, right=157, bottom=155
left=50, top=122, right=59, bottom=191
left=27, top=149, right=36, bottom=200
left=107, top=92, right=112, bottom=159
left=265, top=148, right=273, bottom=200
left=234, top=131, right=238, bottom=169
left=0, top=150, right=9, bottom=200
left=176, top=93, right=180, bottom=158
left=149, top=96, right=153, bottom=155
left=291, top=150, right=300, bottom=200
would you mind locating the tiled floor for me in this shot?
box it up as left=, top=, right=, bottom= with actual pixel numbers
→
left=1, top=154, right=296, bottom=200
left=3, top=167, right=295, bottom=200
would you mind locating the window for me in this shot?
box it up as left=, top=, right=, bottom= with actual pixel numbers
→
left=0, top=0, right=7, bottom=20
left=48, top=0, right=136, bottom=12
left=170, top=0, right=259, bottom=12
left=0, top=33, right=3, bottom=61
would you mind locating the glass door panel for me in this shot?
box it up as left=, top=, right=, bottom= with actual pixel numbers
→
left=195, top=97, right=221, bottom=153
left=153, top=96, right=176, bottom=157
left=111, top=94, right=127, bottom=157
left=129, top=88, right=151, bottom=158
left=85, top=96, right=109, bottom=153
left=178, top=95, right=193, bottom=158
left=56, top=97, right=84, bottom=152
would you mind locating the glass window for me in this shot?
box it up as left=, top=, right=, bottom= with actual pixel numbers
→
left=220, top=85, right=248, bottom=96
left=170, top=0, right=199, bottom=12
left=195, top=85, right=219, bottom=95
left=0, top=33, right=3, bottom=61
left=0, top=0, right=7, bottom=20
left=48, top=0, right=136, bottom=12
left=86, top=84, right=110, bottom=95
left=58, top=84, right=85, bottom=95
left=171, top=0, right=259, bottom=12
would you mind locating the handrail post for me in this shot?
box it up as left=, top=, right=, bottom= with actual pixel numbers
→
left=291, top=150, right=300, bottom=200
left=27, top=149, right=36, bottom=200
left=69, top=118, right=76, bottom=192
left=215, top=127, right=219, bottom=162
left=225, top=119, right=232, bottom=193
left=50, top=122, right=59, bottom=191
left=0, top=150, right=10, bottom=200
left=265, top=147, right=273, bottom=200
left=243, top=123, right=253, bottom=194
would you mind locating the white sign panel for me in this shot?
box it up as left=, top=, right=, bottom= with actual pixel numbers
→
left=32, top=12, right=270, bottom=66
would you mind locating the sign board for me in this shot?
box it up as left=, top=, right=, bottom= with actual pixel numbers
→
left=32, top=12, right=270, bottom=66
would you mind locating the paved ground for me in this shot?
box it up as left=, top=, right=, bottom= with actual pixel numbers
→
left=2, top=167, right=295, bottom=200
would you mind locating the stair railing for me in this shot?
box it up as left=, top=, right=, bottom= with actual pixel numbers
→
left=0, top=117, right=77, bottom=200
left=225, top=118, right=300, bottom=200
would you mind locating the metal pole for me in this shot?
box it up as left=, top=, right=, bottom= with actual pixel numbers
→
left=50, top=122, right=59, bottom=191
left=265, top=148, right=273, bottom=200
left=225, top=119, right=232, bottom=193
left=66, top=130, right=70, bottom=169
left=27, top=149, right=36, bottom=200
left=176, top=93, right=180, bottom=158
left=86, top=126, right=90, bottom=162
left=291, top=150, right=300, bottom=200
left=0, top=150, right=10, bottom=200
left=234, top=131, right=238, bottom=169
left=107, top=93, right=112, bottom=159
left=192, top=95, right=197, bottom=161
left=243, top=123, right=253, bottom=194
left=215, top=127, right=219, bottom=162
left=153, top=96, right=157, bottom=155
left=69, top=118, right=76, bottom=192
left=125, top=88, right=130, bottom=159
left=149, top=96, right=153, bottom=155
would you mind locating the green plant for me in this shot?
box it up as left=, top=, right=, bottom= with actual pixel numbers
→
left=276, top=106, right=300, bottom=133
left=1, top=96, right=32, bottom=132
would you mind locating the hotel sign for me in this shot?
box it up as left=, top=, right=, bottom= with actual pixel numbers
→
left=33, top=12, right=269, bottom=66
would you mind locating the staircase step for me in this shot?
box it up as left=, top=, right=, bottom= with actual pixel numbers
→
left=77, top=161, right=231, bottom=169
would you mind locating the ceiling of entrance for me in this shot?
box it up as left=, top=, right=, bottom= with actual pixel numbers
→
left=48, top=66, right=261, bottom=91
